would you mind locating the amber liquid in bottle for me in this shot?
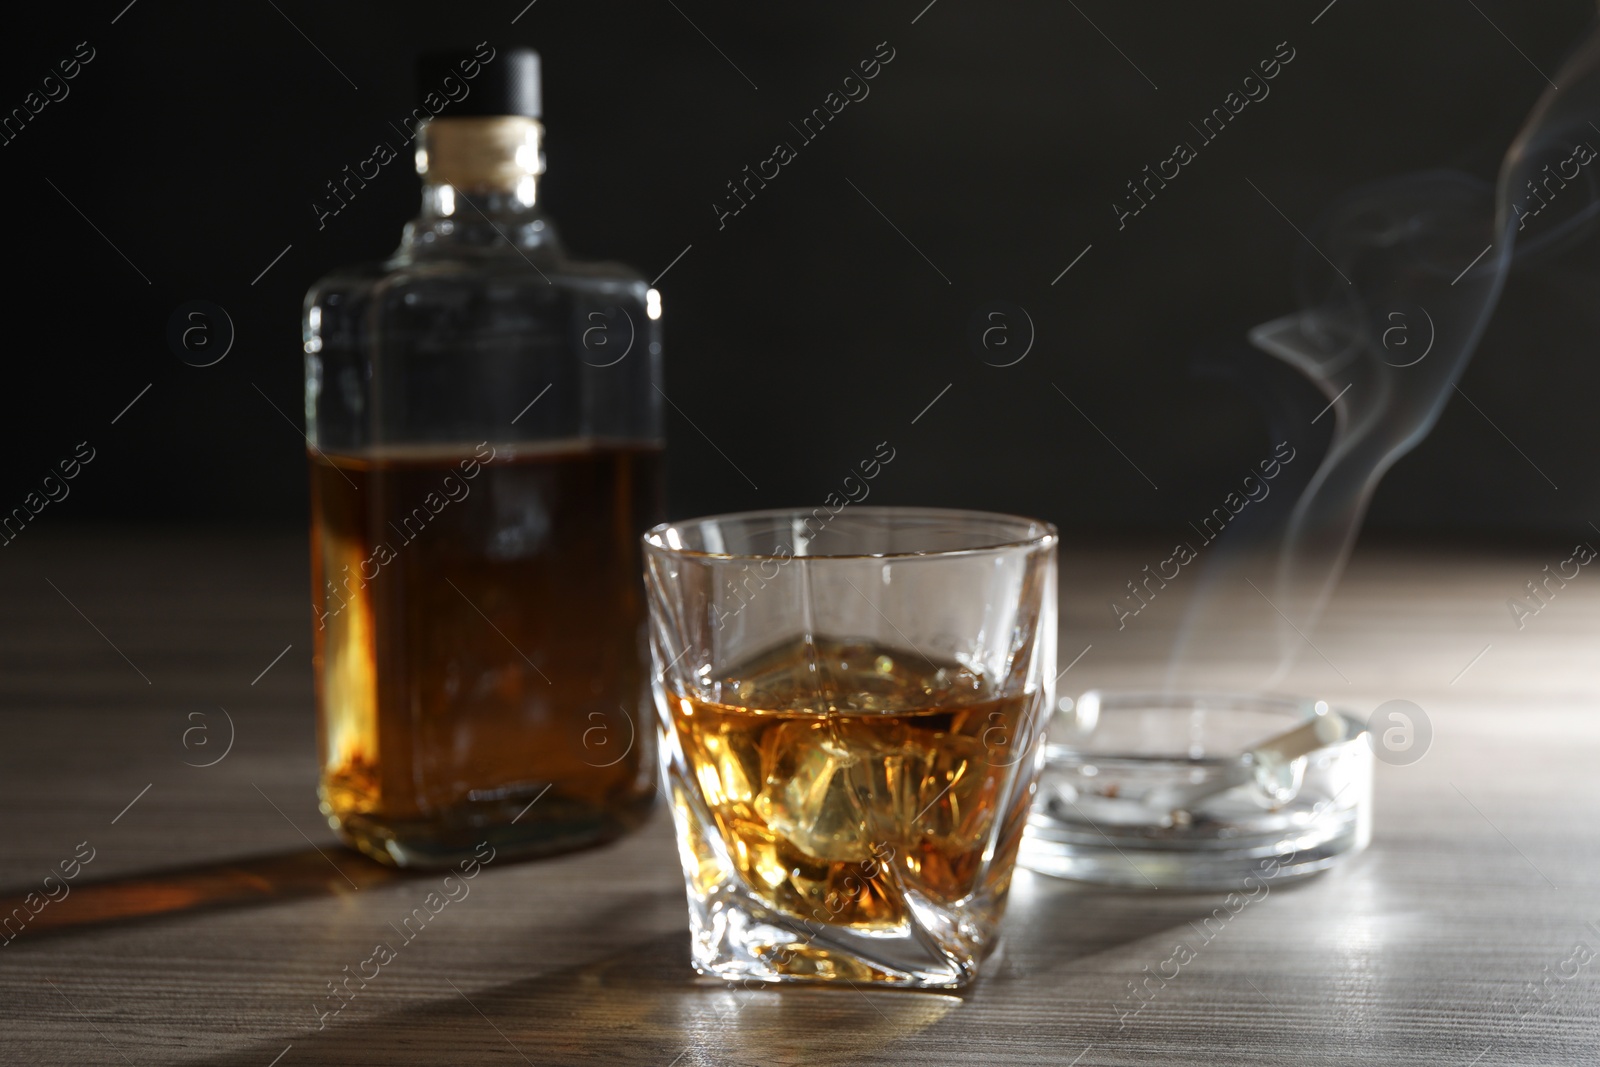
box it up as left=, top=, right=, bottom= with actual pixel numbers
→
left=670, top=637, right=1033, bottom=933
left=312, top=440, right=661, bottom=866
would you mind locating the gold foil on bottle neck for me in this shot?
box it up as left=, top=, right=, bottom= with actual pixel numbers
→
left=416, top=117, right=544, bottom=192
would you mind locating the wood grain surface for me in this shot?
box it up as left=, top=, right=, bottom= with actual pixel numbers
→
left=2, top=530, right=1596, bottom=1066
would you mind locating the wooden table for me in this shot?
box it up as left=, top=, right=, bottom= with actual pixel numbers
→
left=3, top=531, right=1595, bottom=1065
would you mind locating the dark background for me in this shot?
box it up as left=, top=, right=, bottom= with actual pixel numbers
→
left=4, top=0, right=1596, bottom=541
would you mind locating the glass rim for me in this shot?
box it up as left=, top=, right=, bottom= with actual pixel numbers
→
left=643, top=505, right=1058, bottom=561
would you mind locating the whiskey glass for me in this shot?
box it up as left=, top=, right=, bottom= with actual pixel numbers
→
left=644, top=507, right=1057, bottom=988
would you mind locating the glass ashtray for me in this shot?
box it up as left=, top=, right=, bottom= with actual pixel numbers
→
left=1019, top=691, right=1372, bottom=890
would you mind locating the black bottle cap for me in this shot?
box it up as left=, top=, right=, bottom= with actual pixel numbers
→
left=416, top=46, right=541, bottom=118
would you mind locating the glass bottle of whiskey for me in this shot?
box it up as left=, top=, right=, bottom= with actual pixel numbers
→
left=302, top=46, right=663, bottom=868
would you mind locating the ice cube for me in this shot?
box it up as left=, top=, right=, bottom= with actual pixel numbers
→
left=873, top=727, right=995, bottom=854
left=755, top=721, right=875, bottom=863
left=754, top=716, right=1002, bottom=872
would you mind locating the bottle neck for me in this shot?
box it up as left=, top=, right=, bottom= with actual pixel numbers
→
left=399, top=116, right=557, bottom=258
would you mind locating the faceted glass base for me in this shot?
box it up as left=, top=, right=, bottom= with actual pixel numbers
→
left=686, top=887, right=993, bottom=989
left=667, top=781, right=1010, bottom=990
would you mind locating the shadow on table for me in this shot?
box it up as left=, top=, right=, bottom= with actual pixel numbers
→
left=994, top=868, right=1283, bottom=979
left=962, top=871, right=1338, bottom=1049
left=11, top=844, right=1289, bottom=1062
left=173, top=873, right=1260, bottom=1067
left=0, top=847, right=405, bottom=942
left=185, top=928, right=970, bottom=1067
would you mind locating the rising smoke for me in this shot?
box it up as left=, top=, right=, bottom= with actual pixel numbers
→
left=1176, top=21, right=1600, bottom=686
